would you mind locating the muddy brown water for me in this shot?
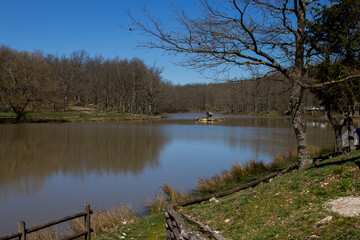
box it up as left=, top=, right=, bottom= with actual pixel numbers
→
left=0, top=113, right=336, bottom=235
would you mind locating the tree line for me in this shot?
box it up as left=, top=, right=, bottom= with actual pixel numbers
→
left=1, top=0, right=360, bottom=169
left=0, top=47, right=165, bottom=120
left=0, top=46, right=320, bottom=120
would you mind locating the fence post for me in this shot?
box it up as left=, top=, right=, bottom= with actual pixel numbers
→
left=18, top=221, right=26, bottom=240
left=84, top=204, right=91, bottom=240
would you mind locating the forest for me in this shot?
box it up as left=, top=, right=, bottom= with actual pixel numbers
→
left=0, top=0, right=359, bottom=171
left=0, top=46, right=319, bottom=119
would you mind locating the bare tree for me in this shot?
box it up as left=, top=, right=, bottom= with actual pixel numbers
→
left=128, top=0, right=323, bottom=169
left=146, top=65, right=163, bottom=115
left=0, top=47, right=54, bottom=121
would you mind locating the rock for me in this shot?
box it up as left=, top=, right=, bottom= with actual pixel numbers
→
left=323, top=196, right=360, bottom=217
left=316, top=216, right=333, bottom=226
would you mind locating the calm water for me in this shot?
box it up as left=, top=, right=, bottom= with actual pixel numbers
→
left=0, top=113, right=334, bottom=235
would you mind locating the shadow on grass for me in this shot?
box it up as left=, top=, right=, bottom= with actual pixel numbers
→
left=314, top=156, right=360, bottom=169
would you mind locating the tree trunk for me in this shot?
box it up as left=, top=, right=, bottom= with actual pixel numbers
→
left=334, top=125, right=344, bottom=154
left=290, top=79, right=311, bottom=170
left=292, top=0, right=311, bottom=170
left=326, top=110, right=347, bottom=154
left=348, top=114, right=356, bottom=152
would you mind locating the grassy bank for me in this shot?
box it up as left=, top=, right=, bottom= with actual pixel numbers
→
left=21, top=148, right=359, bottom=239
left=182, top=151, right=360, bottom=239
left=0, top=110, right=161, bottom=123
left=92, top=213, right=166, bottom=240
left=94, top=150, right=359, bottom=240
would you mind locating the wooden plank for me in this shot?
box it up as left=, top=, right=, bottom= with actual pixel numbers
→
left=0, top=205, right=93, bottom=240
left=26, top=212, right=87, bottom=234
left=84, top=203, right=91, bottom=240
left=61, top=231, right=87, bottom=240
left=0, top=232, right=22, bottom=240
left=180, top=212, right=228, bottom=240
left=165, top=164, right=298, bottom=240
left=166, top=205, right=208, bottom=240
left=18, top=221, right=26, bottom=240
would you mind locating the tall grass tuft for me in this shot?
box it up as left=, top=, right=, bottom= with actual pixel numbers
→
left=28, top=227, right=61, bottom=240
left=144, top=184, right=187, bottom=214
left=196, top=159, right=268, bottom=194
left=69, top=203, right=138, bottom=236
left=196, top=146, right=333, bottom=195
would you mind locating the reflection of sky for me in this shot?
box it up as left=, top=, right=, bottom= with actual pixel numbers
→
left=0, top=116, right=336, bottom=235
left=161, top=123, right=294, bottom=163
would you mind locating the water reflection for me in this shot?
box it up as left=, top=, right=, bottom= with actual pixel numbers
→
left=162, top=114, right=334, bottom=160
left=0, top=122, right=168, bottom=199
left=0, top=115, right=336, bottom=235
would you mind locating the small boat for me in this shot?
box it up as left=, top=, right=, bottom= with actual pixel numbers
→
left=195, top=117, right=224, bottom=123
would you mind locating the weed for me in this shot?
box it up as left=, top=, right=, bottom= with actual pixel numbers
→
left=336, top=172, right=358, bottom=192
left=28, top=227, right=61, bottom=240
left=69, top=203, right=138, bottom=237
left=333, top=165, right=345, bottom=175
left=144, top=184, right=187, bottom=214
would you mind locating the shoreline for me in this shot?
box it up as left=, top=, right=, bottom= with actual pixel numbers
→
left=93, top=149, right=360, bottom=239
left=0, top=112, right=162, bottom=124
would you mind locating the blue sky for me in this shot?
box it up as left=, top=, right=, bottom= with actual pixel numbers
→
left=0, top=0, right=243, bottom=85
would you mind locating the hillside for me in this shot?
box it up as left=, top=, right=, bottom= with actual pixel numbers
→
left=97, top=151, right=360, bottom=239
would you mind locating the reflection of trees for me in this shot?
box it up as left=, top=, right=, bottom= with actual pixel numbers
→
left=0, top=122, right=168, bottom=198
left=164, top=117, right=334, bottom=161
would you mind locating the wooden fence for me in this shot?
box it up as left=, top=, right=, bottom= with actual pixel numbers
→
left=165, top=164, right=298, bottom=240
left=0, top=204, right=93, bottom=240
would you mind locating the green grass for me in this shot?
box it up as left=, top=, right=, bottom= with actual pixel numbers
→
left=0, top=111, right=159, bottom=123
left=93, top=213, right=166, bottom=240
left=195, top=146, right=333, bottom=195
left=89, top=150, right=360, bottom=240
left=0, top=112, right=16, bottom=117
left=182, top=150, right=360, bottom=239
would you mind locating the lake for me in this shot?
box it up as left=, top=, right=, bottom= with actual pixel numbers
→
left=0, top=113, right=334, bottom=235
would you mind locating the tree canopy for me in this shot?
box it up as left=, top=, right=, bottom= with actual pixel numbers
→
left=306, top=0, right=360, bottom=152
left=129, top=0, right=329, bottom=169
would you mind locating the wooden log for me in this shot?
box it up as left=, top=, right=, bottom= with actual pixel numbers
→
left=166, top=205, right=208, bottom=240
left=172, top=227, right=181, bottom=240
left=0, top=205, right=93, bottom=240
left=18, top=221, right=26, bottom=240
left=26, top=212, right=87, bottom=234
left=61, top=230, right=88, bottom=240
left=180, top=213, right=228, bottom=240
left=166, top=219, right=174, bottom=231
left=84, top=203, right=91, bottom=240
left=0, top=232, right=22, bottom=240
left=165, top=164, right=298, bottom=240
left=166, top=229, right=173, bottom=240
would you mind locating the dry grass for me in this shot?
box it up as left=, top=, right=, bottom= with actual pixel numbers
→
left=144, top=184, right=187, bottom=214
left=15, top=204, right=138, bottom=240
left=196, top=146, right=334, bottom=194
left=27, top=227, right=61, bottom=240
left=69, top=204, right=138, bottom=236
left=183, top=150, right=360, bottom=239
left=196, top=159, right=268, bottom=194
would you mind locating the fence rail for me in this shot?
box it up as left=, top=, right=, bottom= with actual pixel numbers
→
left=0, top=204, right=93, bottom=240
